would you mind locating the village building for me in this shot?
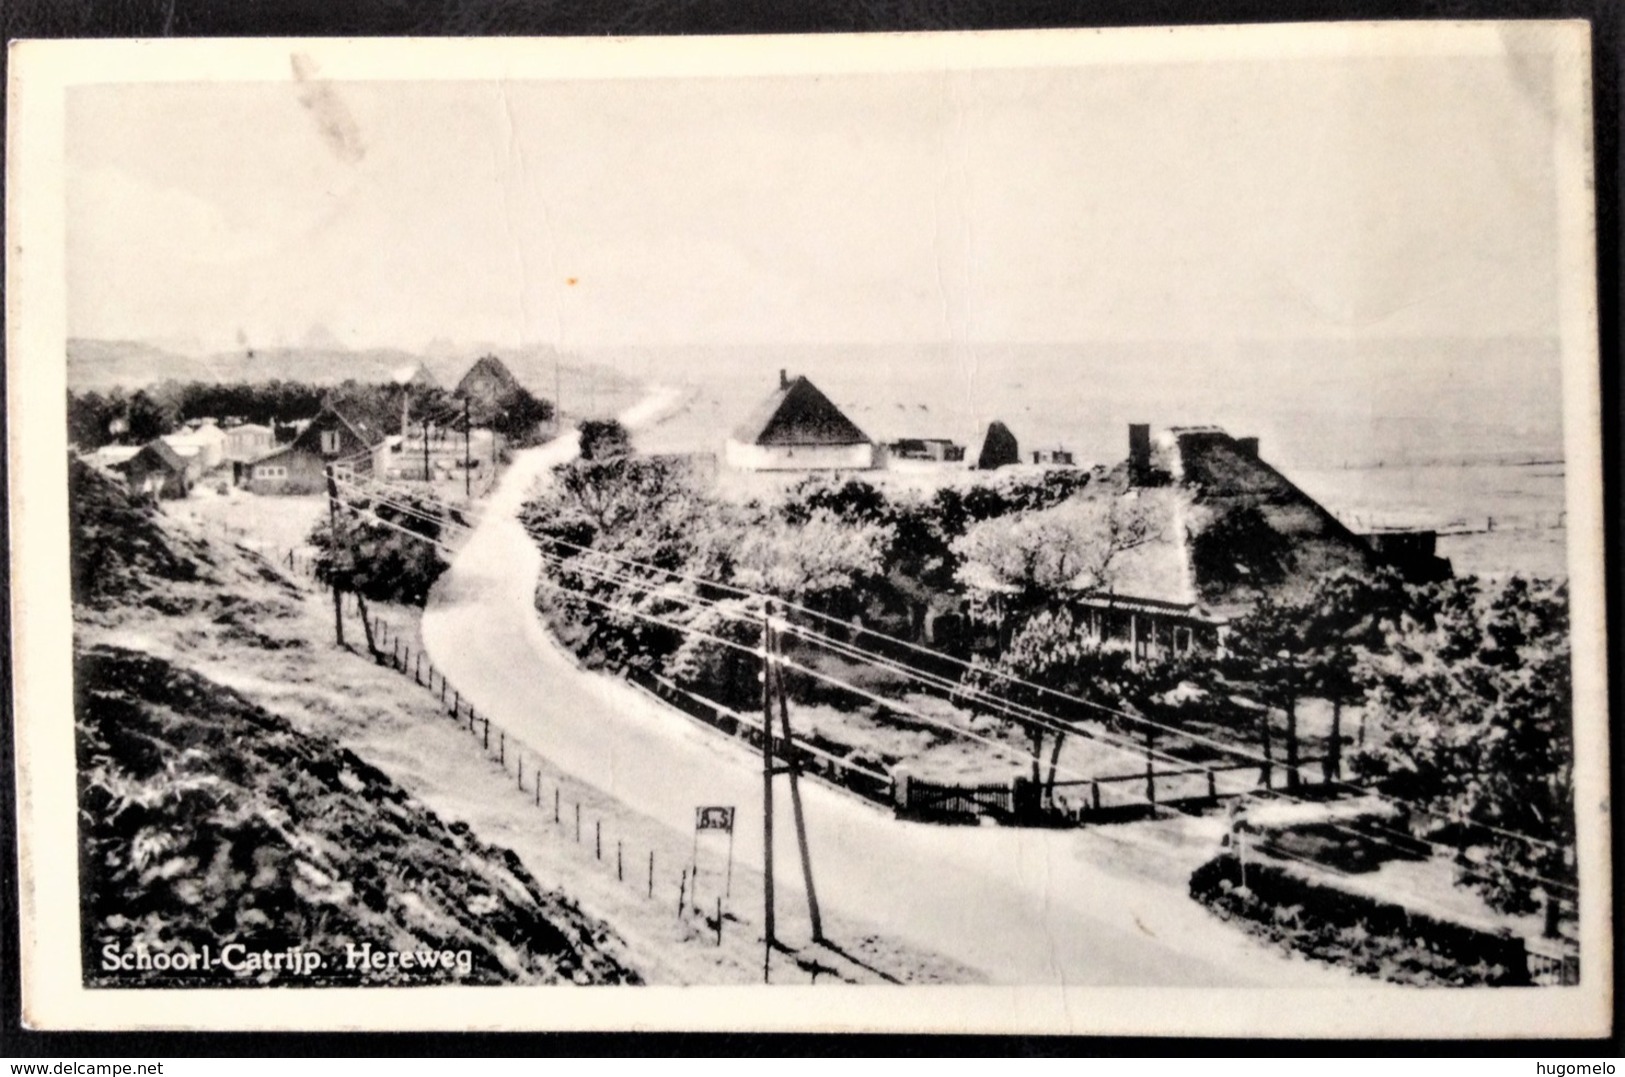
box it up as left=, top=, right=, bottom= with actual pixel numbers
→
left=1030, top=446, right=1076, bottom=467
left=109, top=439, right=192, bottom=500
left=959, top=424, right=1449, bottom=663
left=974, top=421, right=1021, bottom=470
left=455, top=354, right=520, bottom=408
left=85, top=444, right=142, bottom=471
left=224, top=423, right=275, bottom=463
left=395, top=360, right=440, bottom=390
left=242, top=405, right=390, bottom=495
left=163, top=419, right=227, bottom=472
left=725, top=371, right=876, bottom=472
left=881, top=437, right=966, bottom=464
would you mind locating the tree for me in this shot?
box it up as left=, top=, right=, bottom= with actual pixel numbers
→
left=731, top=509, right=893, bottom=616
left=491, top=386, right=555, bottom=446
left=952, top=489, right=1169, bottom=625
left=578, top=418, right=632, bottom=461
left=68, top=390, right=119, bottom=449
left=309, top=488, right=453, bottom=662
left=1353, top=576, right=1576, bottom=932
left=957, top=608, right=1135, bottom=792
left=124, top=390, right=176, bottom=442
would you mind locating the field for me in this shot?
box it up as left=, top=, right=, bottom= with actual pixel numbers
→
left=1291, top=461, right=1569, bottom=579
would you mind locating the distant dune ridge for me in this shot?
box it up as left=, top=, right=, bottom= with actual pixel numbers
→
left=69, top=335, right=1563, bottom=470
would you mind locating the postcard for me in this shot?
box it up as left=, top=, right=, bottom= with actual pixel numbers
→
left=6, top=23, right=1610, bottom=1036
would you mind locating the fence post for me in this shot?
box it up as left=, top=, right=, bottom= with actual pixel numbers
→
left=648, top=850, right=655, bottom=898
left=415, top=653, right=422, bottom=685
left=575, top=802, right=581, bottom=843
left=452, top=688, right=460, bottom=715
left=595, top=820, right=602, bottom=860
left=1091, top=780, right=1101, bottom=814
left=499, top=730, right=505, bottom=767
left=483, top=717, right=490, bottom=752
left=517, top=754, right=523, bottom=789
left=555, top=788, right=560, bottom=824
left=716, top=896, right=723, bottom=947
left=534, top=771, right=541, bottom=806
left=678, top=869, right=687, bottom=919
left=1207, top=769, right=1218, bottom=802
left=617, top=841, right=623, bottom=881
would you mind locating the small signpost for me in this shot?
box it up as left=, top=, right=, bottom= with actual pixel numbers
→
left=691, top=805, right=736, bottom=930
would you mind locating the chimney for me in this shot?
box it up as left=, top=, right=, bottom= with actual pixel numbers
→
left=1128, top=423, right=1151, bottom=484
left=779, top=369, right=790, bottom=390
left=1236, top=436, right=1259, bottom=459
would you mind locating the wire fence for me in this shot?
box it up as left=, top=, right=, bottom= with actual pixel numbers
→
left=197, top=506, right=1580, bottom=987
left=335, top=601, right=862, bottom=977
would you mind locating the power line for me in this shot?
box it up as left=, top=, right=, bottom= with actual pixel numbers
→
left=337, top=471, right=1577, bottom=877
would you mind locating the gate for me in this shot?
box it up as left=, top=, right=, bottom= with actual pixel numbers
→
left=896, top=776, right=1015, bottom=823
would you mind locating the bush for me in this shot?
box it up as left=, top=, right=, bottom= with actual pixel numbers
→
left=1189, top=853, right=1531, bottom=986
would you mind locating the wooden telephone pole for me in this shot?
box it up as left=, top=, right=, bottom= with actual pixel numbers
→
left=463, top=398, right=472, bottom=497
left=759, top=599, right=824, bottom=982
left=323, top=463, right=344, bottom=647
left=421, top=418, right=431, bottom=484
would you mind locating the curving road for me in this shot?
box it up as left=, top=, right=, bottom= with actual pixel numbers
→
left=421, top=391, right=1348, bottom=986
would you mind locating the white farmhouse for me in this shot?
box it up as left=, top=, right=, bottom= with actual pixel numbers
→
left=724, top=371, right=875, bottom=472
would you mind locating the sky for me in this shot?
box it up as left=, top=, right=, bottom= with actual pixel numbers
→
left=65, top=49, right=1565, bottom=357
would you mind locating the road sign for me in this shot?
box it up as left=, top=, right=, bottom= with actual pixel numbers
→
left=696, top=806, right=735, bottom=832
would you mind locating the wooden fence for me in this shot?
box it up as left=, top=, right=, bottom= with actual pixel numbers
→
left=625, top=668, right=896, bottom=807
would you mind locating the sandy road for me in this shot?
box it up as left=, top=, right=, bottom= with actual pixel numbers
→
left=422, top=389, right=1348, bottom=986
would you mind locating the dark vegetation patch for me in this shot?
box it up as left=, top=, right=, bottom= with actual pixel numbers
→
left=1189, top=853, right=1531, bottom=987
left=77, top=645, right=640, bottom=988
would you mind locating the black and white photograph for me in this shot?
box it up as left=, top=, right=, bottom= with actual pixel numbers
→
left=5, top=24, right=1611, bottom=1037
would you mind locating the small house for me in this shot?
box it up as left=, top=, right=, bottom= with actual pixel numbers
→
left=112, top=439, right=192, bottom=500
left=164, top=419, right=228, bottom=470
left=225, top=423, right=275, bottom=463
left=885, top=438, right=966, bottom=464
left=243, top=405, right=389, bottom=495
left=725, top=371, right=875, bottom=472
left=455, top=354, right=520, bottom=407
left=1031, top=447, right=1075, bottom=467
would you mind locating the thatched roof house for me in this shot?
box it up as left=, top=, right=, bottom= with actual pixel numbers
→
left=725, top=371, right=875, bottom=471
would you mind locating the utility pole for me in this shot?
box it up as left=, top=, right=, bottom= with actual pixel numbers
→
left=775, top=617, right=824, bottom=943
left=421, top=417, right=431, bottom=484
left=323, top=463, right=344, bottom=647
left=463, top=398, right=472, bottom=498
left=761, top=601, right=777, bottom=982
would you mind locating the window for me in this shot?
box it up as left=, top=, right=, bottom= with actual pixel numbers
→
left=255, top=465, right=287, bottom=480
left=321, top=430, right=342, bottom=454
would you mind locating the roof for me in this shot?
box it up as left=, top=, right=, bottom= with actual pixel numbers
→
left=955, top=427, right=1384, bottom=621
left=456, top=354, right=519, bottom=396
left=133, top=438, right=190, bottom=473
left=89, top=445, right=141, bottom=465
left=731, top=375, right=871, bottom=447
left=1064, top=491, right=1198, bottom=608
left=229, top=423, right=273, bottom=435
left=1166, top=429, right=1375, bottom=615
left=162, top=432, right=212, bottom=452
left=245, top=443, right=297, bottom=466
left=318, top=403, right=391, bottom=448
left=975, top=420, right=1020, bottom=469
left=394, top=360, right=440, bottom=388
